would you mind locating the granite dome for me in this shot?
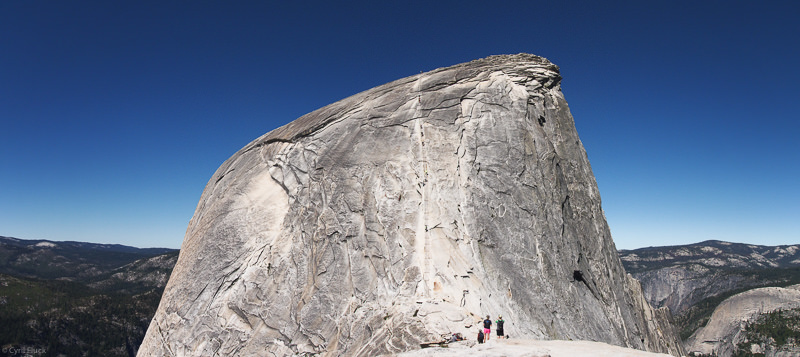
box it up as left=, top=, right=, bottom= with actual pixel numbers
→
left=139, top=54, right=683, bottom=356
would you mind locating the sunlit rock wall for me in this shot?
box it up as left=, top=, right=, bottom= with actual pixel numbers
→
left=139, top=54, right=683, bottom=356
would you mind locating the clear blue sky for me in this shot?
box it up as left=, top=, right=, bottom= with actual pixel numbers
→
left=2, top=1, right=798, bottom=249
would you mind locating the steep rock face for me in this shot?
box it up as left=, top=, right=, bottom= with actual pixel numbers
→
left=139, top=54, right=683, bottom=356
left=685, top=285, right=800, bottom=356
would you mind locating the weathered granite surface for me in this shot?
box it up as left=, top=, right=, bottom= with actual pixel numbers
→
left=139, top=54, right=684, bottom=356
left=396, top=339, right=676, bottom=357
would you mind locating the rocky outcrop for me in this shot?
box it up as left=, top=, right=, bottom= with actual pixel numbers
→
left=139, top=54, right=683, bottom=356
left=626, top=275, right=686, bottom=355
left=685, top=285, right=800, bottom=357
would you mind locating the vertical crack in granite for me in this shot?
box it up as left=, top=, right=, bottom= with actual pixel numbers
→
left=140, top=54, right=685, bottom=356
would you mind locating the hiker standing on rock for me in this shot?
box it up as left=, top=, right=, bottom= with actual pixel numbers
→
left=496, top=315, right=505, bottom=339
left=483, top=315, right=492, bottom=341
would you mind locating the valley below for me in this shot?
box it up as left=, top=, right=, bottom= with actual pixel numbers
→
left=0, top=236, right=177, bottom=357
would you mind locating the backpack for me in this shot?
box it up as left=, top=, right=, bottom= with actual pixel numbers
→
left=497, top=319, right=504, bottom=329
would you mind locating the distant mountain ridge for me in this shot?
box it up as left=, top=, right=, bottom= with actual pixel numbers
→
left=0, top=235, right=176, bottom=281
left=0, top=235, right=174, bottom=256
left=620, top=240, right=800, bottom=272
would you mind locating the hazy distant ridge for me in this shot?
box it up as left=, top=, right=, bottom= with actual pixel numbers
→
left=0, top=235, right=176, bottom=281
